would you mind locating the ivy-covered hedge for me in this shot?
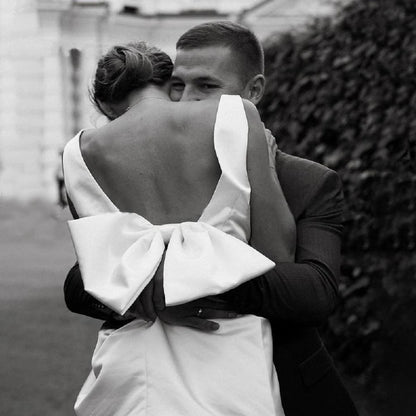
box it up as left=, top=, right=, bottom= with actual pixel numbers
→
left=258, top=0, right=416, bottom=387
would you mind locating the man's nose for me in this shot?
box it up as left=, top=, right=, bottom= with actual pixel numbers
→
left=180, top=86, right=202, bottom=102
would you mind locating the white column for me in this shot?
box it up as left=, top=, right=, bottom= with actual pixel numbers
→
left=0, top=0, right=45, bottom=200
left=39, top=7, right=70, bottom=202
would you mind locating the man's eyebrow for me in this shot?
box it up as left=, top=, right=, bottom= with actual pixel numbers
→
left=193, top=76, right=221, bottom=83
left=170, top=75, right=183, bottom=81
left=171, top=75, right=221, bottom=84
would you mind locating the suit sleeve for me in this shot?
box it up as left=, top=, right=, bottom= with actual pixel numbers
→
left=64, top=262, right=115, bottom=320
left=224, top=169, right=344, bottom=327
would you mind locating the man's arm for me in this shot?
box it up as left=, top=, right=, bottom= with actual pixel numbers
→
left=223, top=168, right=344, bottom=327
left=64, top=262, right=236, bottom=328
left=64, top=263, right=115, bottom=320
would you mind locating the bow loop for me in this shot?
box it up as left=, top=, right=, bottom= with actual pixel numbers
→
left=69, top=213, right=165, bottom=315
left=164, top=222, right=275, bottom=305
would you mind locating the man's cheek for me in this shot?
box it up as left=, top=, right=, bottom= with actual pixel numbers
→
left=206, top=91, right=224, bottom=100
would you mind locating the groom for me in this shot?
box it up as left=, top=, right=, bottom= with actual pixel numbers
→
left=64, top=21, right=358, bottom=416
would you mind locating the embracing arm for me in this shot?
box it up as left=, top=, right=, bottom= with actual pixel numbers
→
left=224, top=168, right=344, bottom=327
left=64, top=263, right=115, bottom=320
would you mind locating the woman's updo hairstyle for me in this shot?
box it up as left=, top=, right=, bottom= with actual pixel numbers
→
left=91, top=41, right=173, bottom=110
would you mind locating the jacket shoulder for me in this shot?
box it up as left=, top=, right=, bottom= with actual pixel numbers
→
left=277, top=150, right=333, bottom=178
left=276, top=151, right=341, bottom=219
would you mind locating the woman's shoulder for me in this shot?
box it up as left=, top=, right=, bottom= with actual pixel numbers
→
left=76, top=127, right=114, bottom=175
left=167, top=99, right=219, bottom=132
left=167, top=96, right=261, bottom=136
left=77, top=128, right=98, bottom=155
left=152, top=100, right=219, bottom=156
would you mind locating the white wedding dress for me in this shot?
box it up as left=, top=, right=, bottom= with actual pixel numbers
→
left=63, top=95, right=285, bottom=416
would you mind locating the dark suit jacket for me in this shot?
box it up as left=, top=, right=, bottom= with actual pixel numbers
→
left=64, top=150, right=358, bottom=416
left=223, top=150, right=358, bottom=415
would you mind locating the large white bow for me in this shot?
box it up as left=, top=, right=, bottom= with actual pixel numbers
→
left=68, top=212, right=275, bottom=315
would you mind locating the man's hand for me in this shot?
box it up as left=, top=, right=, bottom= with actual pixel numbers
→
left=111, top=255, right=165, bottom=322
left=156, top=297, right=238, bottom=331
left=109, top=280, right=157, bottom=321
left=116, top=252, right=238, bottom=330
left=152, top=252, right=237, bottom=331
left=126, top=280, right=157, bottom=322
left=115, top=253, right=166, bottom=322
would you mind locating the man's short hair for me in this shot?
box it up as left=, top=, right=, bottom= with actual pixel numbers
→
left=176, top=21, right=264, bottom=83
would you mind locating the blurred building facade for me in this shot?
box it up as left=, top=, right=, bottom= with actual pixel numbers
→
left=0, top=0, right=340, bottom=201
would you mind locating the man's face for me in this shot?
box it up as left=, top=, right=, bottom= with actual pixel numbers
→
left=170, top=46, right=248, bottom=102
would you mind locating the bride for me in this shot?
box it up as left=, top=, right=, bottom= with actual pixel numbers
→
left=63, top=41, right=295, bottom=416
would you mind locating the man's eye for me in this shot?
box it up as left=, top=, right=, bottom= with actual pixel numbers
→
left=201, top=84, right=217, bottom=90
left=170, top=83, right=184, bottom=91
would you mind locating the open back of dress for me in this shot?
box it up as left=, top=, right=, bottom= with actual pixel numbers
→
left=63, top=95, right=285, bottom=416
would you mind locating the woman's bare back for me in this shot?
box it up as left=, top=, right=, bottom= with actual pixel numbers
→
left=81, top=99, right=221, bottom=224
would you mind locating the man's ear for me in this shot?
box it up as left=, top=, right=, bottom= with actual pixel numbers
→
left=244, top=74, right=266, bottom=105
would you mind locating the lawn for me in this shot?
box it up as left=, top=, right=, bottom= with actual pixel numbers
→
left=0, top=200, right=99, bottom=416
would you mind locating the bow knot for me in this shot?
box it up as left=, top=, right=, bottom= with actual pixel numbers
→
left=154, top=223, right=179, bottom=244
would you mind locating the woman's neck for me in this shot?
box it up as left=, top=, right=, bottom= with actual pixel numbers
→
left=127, top=87, right=168, bottom=109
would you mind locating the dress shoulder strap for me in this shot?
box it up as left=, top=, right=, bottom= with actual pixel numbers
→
left=63, top=131, right=119, bottom=217
left=199, top=95, right=251, bottom=242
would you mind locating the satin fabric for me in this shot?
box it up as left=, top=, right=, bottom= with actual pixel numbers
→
left=75, top=317, right=281, bottom=416
left=63, top=95, right=285, bottom=416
